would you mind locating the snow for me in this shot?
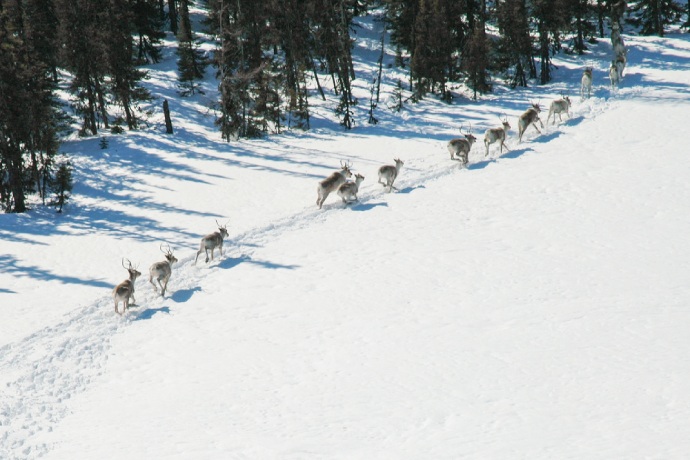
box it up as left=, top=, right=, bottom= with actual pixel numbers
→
left=2, top=13, right=690, bottom=459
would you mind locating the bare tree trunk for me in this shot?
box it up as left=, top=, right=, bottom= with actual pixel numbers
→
left=163, top=99, right=174, bottom=134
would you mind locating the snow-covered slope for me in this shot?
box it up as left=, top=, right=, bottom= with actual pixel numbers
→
left=2, top=14, right=690, bottom=459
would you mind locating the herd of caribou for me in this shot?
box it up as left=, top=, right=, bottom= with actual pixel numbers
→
left=112, top=2, right=630, bottom=315
left=113, top=223, right=229, bottom=315
left=448, top=1, right=629, bottom=170
left=583, top=1, right=628, bottom=98
left=112, top=157, right=405, bottom=315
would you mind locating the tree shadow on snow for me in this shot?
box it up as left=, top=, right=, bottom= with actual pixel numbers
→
left=0, top=254, right=113, bottom=289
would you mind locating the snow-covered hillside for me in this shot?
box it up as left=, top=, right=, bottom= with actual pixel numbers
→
left=2, top=13, right=690, bottom=460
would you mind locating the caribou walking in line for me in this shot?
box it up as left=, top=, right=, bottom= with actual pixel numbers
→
left=149, top=243, right=178, bottom=297
left=581, top=67, right=593, bottom=100
left=547, top=96, right=572, bottom=125
left=609, top=62, right=621, bottom=90
left=113, top=258, right=141, bottom=315
left=378, top=158, right=404, bottom=192
left=316, top=160, right=352, bottom=209
left=447, top=124, right=477, bottom=167
left=194, top=220, right=229, bottom=265
left=518, top=102, right=544, bottom=142
left=484, top=116, right=511, bottom=157
left=337, top=173, right=365, bottom=204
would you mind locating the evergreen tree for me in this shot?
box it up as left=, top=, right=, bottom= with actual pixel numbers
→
left=50, top=158, right=73, bottom=213
left=597, top=0, right=607, bottom=37
left=178, top=41, right=207, bottom=95
left=389, top=79, right=404, bottom=112
left=177, top=0, right=207, bottom=96
left=496, top=0, right=535, bottom=87
left=274, top=0, right=310, bottom=129
left=55, top=0, right=110, bottom=135
left=385, top=0, right=419, bottom=60
left=533, top=0, right=570, bottom=84
left=309, top=0, right=357, bottom=128
left=568, top=0, right=598, bottom=54
left=105, top=0, right=152, bottom=130
left=132, top=0, right=166, bottom=64
left=0, top=0, right=63, bottom=213
left=214, top=0, right=279, bottom=139
left=628, top=0, right=683, bottom=36
left=410, top=0, right=455, bottom=100
left=23, top=0, right=59, bottom=80
left=168, top=0, right=178, bottom=34
left=463, top=25, right=490, bottom=99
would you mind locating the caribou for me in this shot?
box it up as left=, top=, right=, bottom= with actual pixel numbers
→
left=611, top=22, right=627, bottom=58
left=581, top=67, right=593, bottom=100
left=337, top=173, right=365, bottom=204
left=611, top=22, right=622, bottom=46
left=518, top=102, right=543, bottom=142
left=149, top=243, right=178, bottom=297
left=483, top=116, right=511, bottom=157
left=447, top=124, right=477, bottom=166
left=614, top=40, right=627, bottom=60
left=611, top=0, right=627, bottom=24
left=615, top=54, right=626, bottom=78
left=547, top=96, right=572, bottom=125
left=316, top=160, right=352, bottom=209
left=113, top=258, right=141, bottom=315
left=378, top=158, right=404, bottom=192
left=609, top=61, right=620, bottom=89
left=194, top=220, right=229, bottom=265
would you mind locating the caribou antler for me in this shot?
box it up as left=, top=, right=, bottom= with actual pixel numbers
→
left=160, top=243, right=174, bottom=256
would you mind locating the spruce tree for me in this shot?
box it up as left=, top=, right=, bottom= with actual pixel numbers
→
left=55, top=0, right=110, bottom=135
left=214, top=0, right=276, bottom=138
left=410, top=0, right=455, bottom=100
left=274, top=0, right=310, bottom=130
left=177, top=0, right=207, bottom=96
left=569, top=0, right=598, bottom=54
left=628, top=0, right=683, bottom=36
left=308, top=0, right=357, bottom=128
left=23, top=0, right=59, bottom=80
left=386, top=0, right=419, bottom=60
left=168, top=0, right=178, bottom=34
left=105, top=0, right=152, bottom=130
left=50, top=159, right=73, bottom=213
left=531, top=0, right=570, bottom=84
left=463, top=25, right=490, bottom=99
left=132, top=0, right=166, bottom=64
left=496, top=0, right=535, bottom=87
left=0, top=0, right=62, bottom=213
